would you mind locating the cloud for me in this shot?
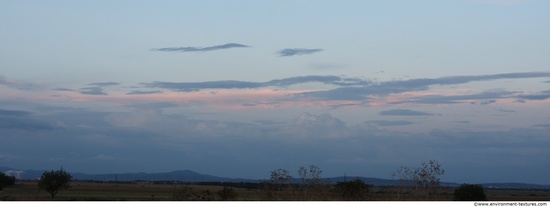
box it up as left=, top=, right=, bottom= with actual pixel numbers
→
left=152, top=43, right=249, bottom=53
left=478, top=100, right=497, bottom=105
left=127, top=90, right=163, bottom=95
left=0, top=109, right=32, bottom=117
left=0, top=116, right=53, bottom=130
left=379, top=109, right=434, bottom=116
left=53, top=88, right=75, bottom=92
left=0, top=76, right=39, bottom=90
left=143, top=75, right=369, bottom=92
left=126, top=102, right=179, bottom=109
left=88, top=82, right=120, bottom=87
left=79, top=87, right=108, bottom=95
left=517, top=90, right=550, bottom=101
left=300, top=72, right=550, bottom=101
left=495, top=108, right=516, bottom=113
left=278, top=48, right=323, bottom=57
left=365, top=120, right=414, bottom=126
left=2, top=106, right=549, bottom=183
left=394, top=90, right=515, bottom=105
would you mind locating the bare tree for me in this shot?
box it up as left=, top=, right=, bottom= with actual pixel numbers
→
left=270, top=168, right=293, bottom=185
left=391, top=160, right=445, bottom=200
left=297, top=165, right=323, bottom=199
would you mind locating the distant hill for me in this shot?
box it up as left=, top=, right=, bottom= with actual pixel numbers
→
left=2, top=166, right=549, bottom=190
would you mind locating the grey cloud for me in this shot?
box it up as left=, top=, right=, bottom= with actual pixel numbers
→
left=380, top=109, right=434, bottom=116
left=53, top=88, right=75, bottom=92
left=300, top=72, right=550, bottom=101
left=278, top=48, right=323, bottom=57
left=126, top=102, right=179, bottom=109
left=88, top=82, right=119, bottom=87
left=365, top=120, right=414, bottom=126
left=144, top=80, right=262, bottom=92
left=143, top=75, right=369, bottom=92
left=0, top=116, right=53, bottom=130
left=496, top=108, right=516, bottom=113
left=0, top=76, right=39, bottom=90
left=391, top=90, right=516, bottom=105
left=79, top=87, right=108, bottom=95
left=254, top=120, right=285, bottom=125
left=0, top=109, right=32, bottom=117
left=127, top=90, right=163, bottom=95
left=478, top=100, right=497, bottom=105
left=517, top=90, right=550, bottom=101
left=152, top=43, right=249, bottom=53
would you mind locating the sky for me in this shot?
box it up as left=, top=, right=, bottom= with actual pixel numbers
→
left=1, top=0, right=549, bottom=184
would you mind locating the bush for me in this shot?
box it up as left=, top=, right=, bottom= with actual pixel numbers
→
left=335, top=179, right=370, bottom=200
left=217, top=186, right=238, bottom=200
left=454, top=184, right=487, bottom=201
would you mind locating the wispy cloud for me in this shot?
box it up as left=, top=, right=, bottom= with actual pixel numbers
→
left=278, top=48, right=323, bottom=57
left=126, top=102, right=179, bottom=109
left=0, top=76, right=39, bottom=90
left=0, top=109, right=32, bottom=117
left=0, top=112, right=53, bottom=130
left=390, top=90, right=515, bottom=105
left=365, top=120, right=414, bottom=126
left=143, top=75, right=369, bottom=92
left=517, top=90, right=550, bottom=101
left=301, top=72, right=550, bottom=101
left=152, top=43, right=249, bottom=53
left=127, top=90, right=163, bottom=95
left=79, top=87, right=108, bottom=95
left=379, top=109, right=434, bottom=116
left=88, top=82, right=120, bottom=87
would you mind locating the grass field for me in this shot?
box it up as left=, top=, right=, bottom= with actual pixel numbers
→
left=1, top=181, right=549, bottom=201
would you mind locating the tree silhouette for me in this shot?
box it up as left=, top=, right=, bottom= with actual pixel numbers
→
left=0, top=172, right=16, bottom=191
left=38, top=168, right=72, bottom=199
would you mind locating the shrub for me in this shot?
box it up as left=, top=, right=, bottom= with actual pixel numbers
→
left=335, top=179, right=370, bottom=200
left=217, top=186, right=238, bottom=200
left=454, top=184, right=487, bottom=201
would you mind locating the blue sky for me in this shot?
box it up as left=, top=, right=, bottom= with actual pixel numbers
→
left=1, top=0, right=549, bottom=184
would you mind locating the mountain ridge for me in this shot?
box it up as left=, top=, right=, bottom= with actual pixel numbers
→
left=2, top=166, right=549, bottom=190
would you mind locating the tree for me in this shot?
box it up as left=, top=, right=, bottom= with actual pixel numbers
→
left=297, top=165, right=322, bottom=186
left=454, top=184, right=487, bottom=201
left=0, top=172, right=16, bottom=191
left=271, top=168, right=293, bottom=186
left=391, top=160, right=445, bottom=200
left=38, top=169, right=72, bottom=199
left=297, top=165, right=324, bottom=199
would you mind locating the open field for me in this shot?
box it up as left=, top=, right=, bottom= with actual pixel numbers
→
left=1, top=181, right=549, bottom=201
